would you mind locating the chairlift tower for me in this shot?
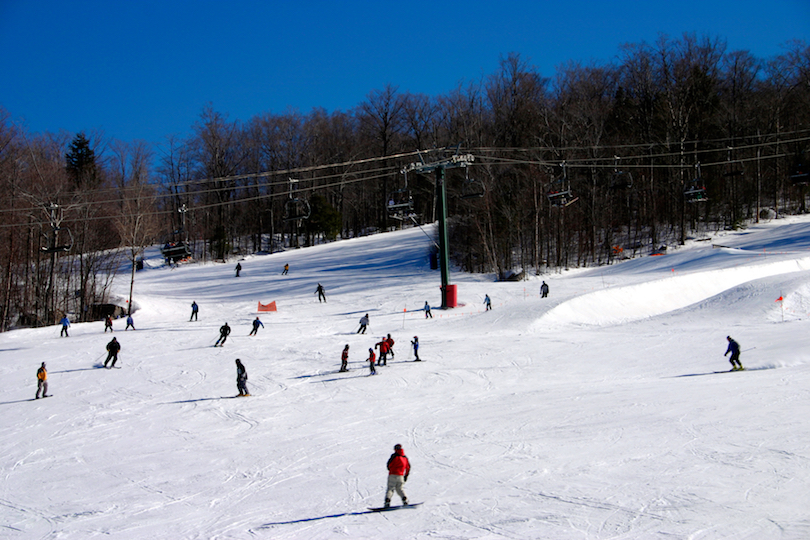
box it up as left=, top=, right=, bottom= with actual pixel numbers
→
left=402, top=150, right=474, bottom=308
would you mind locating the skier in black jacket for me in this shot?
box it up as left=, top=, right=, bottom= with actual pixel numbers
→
left=215, top=323, right=231, bottom=347
left=724, top=336, right=743, bottom=370
left=235, top=359, right=249, bottom=396
left=104, top=337, right=121, bottom=368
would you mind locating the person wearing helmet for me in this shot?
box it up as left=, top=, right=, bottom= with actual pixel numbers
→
left=375, top=337, right=390, bottom=366
left=248, top=317, right=263, bottom=336
left=340, top=344, right=350, bottom=372
left=104, top=337, right=121, bottom=368
left=384, top=444, right=410, bottom=508
left=357, top=314, right=369, bottom=334
left=215, top=322, right=231, bottom=347
left=235, top=359, right=249, bottom=396
left=367, top=348, right=376, bottom=375
left=724, top=336, right=743, bottom=370
left=411, top=336, right=420, bottom=361
left=385, top=334, right=395, bottom=358
left=36, top=362, right=49, bottom=399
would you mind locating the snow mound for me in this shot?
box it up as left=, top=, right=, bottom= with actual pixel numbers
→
left=532, top=257, right=810, bottom=328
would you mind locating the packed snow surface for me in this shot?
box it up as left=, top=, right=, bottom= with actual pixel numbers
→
left=3, top=217, right=810, bottom=539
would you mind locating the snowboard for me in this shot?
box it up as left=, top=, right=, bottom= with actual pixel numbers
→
left=714, top=367, right=745, bottom=373
left=33, top=395, right=52, bottom=400
left=368, top=502, right=422, bottom=512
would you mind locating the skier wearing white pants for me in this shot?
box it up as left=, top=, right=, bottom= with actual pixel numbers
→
left=384, top=444, right=410, bottom=508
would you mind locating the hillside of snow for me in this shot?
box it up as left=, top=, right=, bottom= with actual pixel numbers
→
left=3, top=217, right=810, bottom=539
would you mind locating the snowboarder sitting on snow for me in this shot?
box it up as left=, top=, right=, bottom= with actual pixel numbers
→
left=215, top=323, right=231, bottom=346
left=357, top=314, right=369, bottom=334
left=541, top=281, right=549, bottom=298
left=235, top=262, right=242, bottom=277
left=375, top=338, right=391, bottom=366
left=340, top=344, right=349, bottom=372
left=724, top=336, right=743, bottom=371
left=125, top=314, right=135, bottom=330
left=60, top=316, right=70, bottom=337
left=104, top=337, right=121, bottom=368
left=235, top=359, right=249, bottom=396
left=104, top=315, right=114, bottom=332
left=36, top=362, right=49, bottom=399
left=384, top=444, right=410, bottom=508
left=411, top=336, right=420, bottom=361
left=190, top=301, right=199, bottom=321
left=315, top=283, right=326, bottom=303
left=249, top=317, right=264, bottom=336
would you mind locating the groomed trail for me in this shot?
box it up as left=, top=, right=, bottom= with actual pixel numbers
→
left=2, top=217, right=810, bottom=539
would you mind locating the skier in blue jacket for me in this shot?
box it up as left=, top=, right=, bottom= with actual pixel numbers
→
left=60, top=316, right=70, bottom=337
left=249, top=317, right=264, bottom=336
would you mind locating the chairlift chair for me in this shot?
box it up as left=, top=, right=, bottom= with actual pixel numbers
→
left=609, top=157, right=633, bottom=190
left=610, top=171, right=633, bottom=191
left=547, top=190, right=577, bottom=207
left=160, top=240, right=191, bottom=263
left=460, top=165, right=485, bottom=199
left=387, top=189, right=414, bottom=221
left=41, top=227, right=74, bottom=254
left=461, top=179, right=486, bottom=199
left=283, top=197, right=311, bottom=221
left=684, top=184, right=708, bottom=203
left=790, top=164, right=810, bottom=185
left=547, top=162, right=577, bottom=207
left=684, top=163, right=708, bottom=203
left=388, top=169, right=416, bottom=220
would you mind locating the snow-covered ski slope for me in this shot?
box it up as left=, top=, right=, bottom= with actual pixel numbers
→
left=3, top=217, right=810, bottom=539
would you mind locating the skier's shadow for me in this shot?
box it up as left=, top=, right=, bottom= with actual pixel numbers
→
left=161, top=396, right=237, bottom=404
left=291, top=363, right=367, bottom=379
left=51, top=366, right=100, bottom=374
left=318, top=374, right=371, bottom=383
left=257, top=509, right=379, bottom=527
left=0, top=398, right=38, bottom=405
left=671, top=365, right=775, bottom=378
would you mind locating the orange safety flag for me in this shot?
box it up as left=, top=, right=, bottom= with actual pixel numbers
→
left=776, top=296, right=783, bottom=302
left=258, top=301, right=277, bottom=312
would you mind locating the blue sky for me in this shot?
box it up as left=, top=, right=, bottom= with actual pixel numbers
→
left=1, top=0, right=807, bottom=148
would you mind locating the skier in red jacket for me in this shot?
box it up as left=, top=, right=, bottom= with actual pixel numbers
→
left=367, top=348, right=376, bottom=375
left=385, top=334, right=395, bottom=358
left=375, top=338, right=390, bottom=366
left=340, top=344, right=349, bottom=372
left=384, top=444, right=410, bottom=508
